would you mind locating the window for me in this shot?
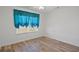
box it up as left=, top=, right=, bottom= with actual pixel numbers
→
left=14, top=9, right=40, bottom=34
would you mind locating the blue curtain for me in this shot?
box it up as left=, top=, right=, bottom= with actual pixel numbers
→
left=14, top=9, right=40, bottom=29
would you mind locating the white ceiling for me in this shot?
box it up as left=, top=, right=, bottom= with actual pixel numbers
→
left=21, top=6, right=58, bottom=13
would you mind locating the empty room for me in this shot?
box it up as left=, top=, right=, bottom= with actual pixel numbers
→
left=0, top=6, right=79, bottom=52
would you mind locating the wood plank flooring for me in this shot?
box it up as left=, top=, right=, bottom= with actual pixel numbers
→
left=0, top=37, right=79, bottom=52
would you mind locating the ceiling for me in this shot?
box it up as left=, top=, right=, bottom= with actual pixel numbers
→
left=21, top=6, right=58, bottom=13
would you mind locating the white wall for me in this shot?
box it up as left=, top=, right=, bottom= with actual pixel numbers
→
left=0, top=6, right=45, bottom=47
left=45, top=7, right=79, bottom=47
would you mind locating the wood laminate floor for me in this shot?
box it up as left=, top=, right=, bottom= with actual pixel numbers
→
left=0, top=37, right=79, bottom=52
